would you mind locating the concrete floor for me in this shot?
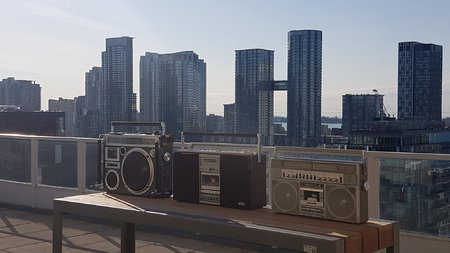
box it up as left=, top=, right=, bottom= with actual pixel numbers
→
left=0, top=207, right=259, bottom=253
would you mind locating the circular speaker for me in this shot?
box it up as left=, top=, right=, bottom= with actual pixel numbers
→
left=121, top=148, right=154, bottom=195
left=105, top=170, right=119, bottom=191
left=272, top=180, right=298, bottom=213
left=326, top=187, right=356, bottom=220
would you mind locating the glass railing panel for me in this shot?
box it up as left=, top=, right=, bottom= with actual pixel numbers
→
left=38, top=140, right=77, bottom=188
left=379, top=157, right=450, bottom=236
left=0, top=138, right=31, bottom=182
left=86, top=142, right=101, bottom=190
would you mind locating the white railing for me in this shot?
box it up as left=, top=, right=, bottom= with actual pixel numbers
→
left=0, top=134, right=98, bottom=209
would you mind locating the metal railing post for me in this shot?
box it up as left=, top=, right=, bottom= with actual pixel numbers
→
left=77, top=141, right=87, bottom=193
left=30, top=138, right=38, bottom=208
left=365, top=152, right=381, bottom=218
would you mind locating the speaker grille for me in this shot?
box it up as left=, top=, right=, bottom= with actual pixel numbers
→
left=272, top=179, right=298, bottom=214
left=105, top=170, right=119, bottom=191
left=121, top=148, right=154, bottom=195
left=326, top=186, right=356, bottom=221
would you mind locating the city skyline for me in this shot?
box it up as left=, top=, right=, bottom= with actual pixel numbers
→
left=1, top=0, right=450, bottom=117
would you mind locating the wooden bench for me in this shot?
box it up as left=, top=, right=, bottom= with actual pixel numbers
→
left=52, top=193, right=399, bottom=253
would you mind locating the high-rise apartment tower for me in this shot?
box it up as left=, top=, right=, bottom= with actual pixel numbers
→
left=81, top=67, right=104, bottom=137
left=140, top=51, right=206, bottom=138
left=102, top=36, right=134, bottom=132
left=398, top=41, right=443, bottom=121
left=235, top=49, right=274, bottom=145
left=287, top=30, right=322, bottom=147
left=223, top=103, right=236, bottom=133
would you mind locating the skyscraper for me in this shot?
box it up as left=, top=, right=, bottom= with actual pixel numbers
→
left=139, top=53, right=160, bottom=123
left=82, top=67, right=104, bottom=137
left=223, top=103, right=236, bottom=133
left=102, top=36, right=134, bottom=132
left=140, top=51, right=206, bottom=138
left=398, top=41, right=443, bottom=121
left=235, top=49, right=274, bottom=145
left=85, top=67, right=103, bottom=111
left=342, top=94, right=384, bottom=135
left=287, top=30, right=322, bottom=147
left=73, top=96, right=87, bottom=137
left=0, top=77, right=41, bottom=112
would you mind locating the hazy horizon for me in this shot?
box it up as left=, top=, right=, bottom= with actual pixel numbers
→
left=1, top=0, right=449, bottom=117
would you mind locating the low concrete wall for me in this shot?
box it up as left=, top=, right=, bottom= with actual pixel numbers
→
left=400, top=231, right=450, bottom=253
left=35, top=185, right=82, bottom=209
left=0, top=180, right=85, bottom=210
left=0, top=180, right=33, bottom=207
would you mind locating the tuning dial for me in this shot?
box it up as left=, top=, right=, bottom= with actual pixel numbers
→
left=163, top=152, right=171, bottom=162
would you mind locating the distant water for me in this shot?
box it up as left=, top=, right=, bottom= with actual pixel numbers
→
left=322, top=123, right=342, bottom=129
left=278, top=122, right=342, bottom=130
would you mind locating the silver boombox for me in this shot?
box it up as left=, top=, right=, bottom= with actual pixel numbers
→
left=271, top=158, right=369, bottom=223
left=102, top=122, right=173, bottom=197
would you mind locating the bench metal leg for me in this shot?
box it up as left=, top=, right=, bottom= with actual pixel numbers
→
left=387, top=222, right=400, bottom=253
left=52, top=211, right=63, bottom=253
left=121, top=222, right=135, bottom=253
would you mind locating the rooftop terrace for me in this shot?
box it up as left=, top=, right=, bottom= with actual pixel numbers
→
left=0, top=133, right=449, bottom=252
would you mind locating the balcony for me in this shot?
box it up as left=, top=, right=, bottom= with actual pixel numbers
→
left=0, top=133, right=449, bottom=252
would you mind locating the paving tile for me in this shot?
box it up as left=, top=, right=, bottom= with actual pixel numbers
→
left=0, top=208, right=31, bottom=217
left=21, top=229, right=53, bottom=242
left=136, top=243, right=193, bottom=253
left=62, top=222, right=114, bottom=238
left=0, top=215, right=33, bottom=228
left=136, top=233, right=216, bottom=250
left=0, top=221, right=49, bottom=235
left=94, top=230, right=150, bottom=248
left=7, top=241, right=53, bottom=253
left=191, top=245, right=259, bottom=253
left=0, top=234, right=42, bottom=250
left=67, top=240, right=121, bottom=253
left=0, top=232, right=12, bottom=239
left=63, top=230, right=119, bottom=247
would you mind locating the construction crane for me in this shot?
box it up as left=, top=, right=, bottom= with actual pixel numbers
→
left=372, top=89, right=394, bottom=119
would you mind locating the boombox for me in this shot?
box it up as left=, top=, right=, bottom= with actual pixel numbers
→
left=173, top=132, right=266, bottom=210
left=102, top=122, right=173, bottom=197
left=271, top=158, right=369, bottom=223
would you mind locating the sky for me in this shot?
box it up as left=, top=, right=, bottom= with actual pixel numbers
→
left=0, top=0, right=449, bottom=117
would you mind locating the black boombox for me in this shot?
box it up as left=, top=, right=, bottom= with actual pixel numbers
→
left=102, top=122, right=173, bottom=197
left=173, top=132, right=266, bottom=210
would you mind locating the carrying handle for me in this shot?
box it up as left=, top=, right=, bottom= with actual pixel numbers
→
left=180, top=132, right=262, bottom=162
left=110, top=121, right=166, bottom=135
